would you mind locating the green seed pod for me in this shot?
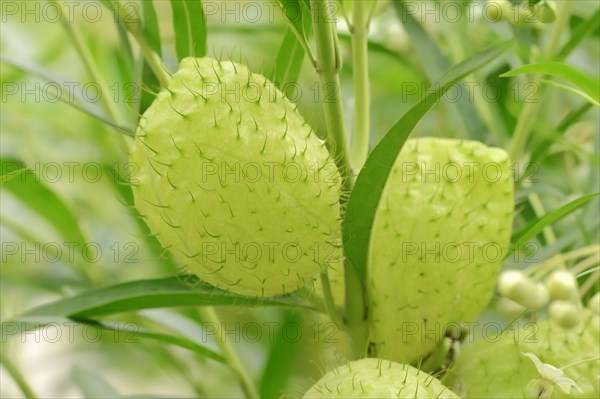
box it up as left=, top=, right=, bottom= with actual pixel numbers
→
left=303, top=358, right=459, bottom=398
left=131, top=57, right=342, bottom=297
left=449, top=316, right=599, bottom=397
left=368, top=138, right=514, bottom=364
left=548, top=300, right=582, bottom=329
left=545, top=270, right=578, bottom=300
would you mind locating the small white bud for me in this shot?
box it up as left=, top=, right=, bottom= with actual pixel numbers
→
left=498, top=270, right=527, bottom=297
left=549, top=300, right=581, bottom=329
left=545, top=270, right=578, bottom=300
left=523, top=282, right=550, bottom=310
left=499, top=270, right=549, bottom=309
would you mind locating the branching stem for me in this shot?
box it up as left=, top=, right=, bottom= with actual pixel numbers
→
left=310, top=0, right=367, bottom=360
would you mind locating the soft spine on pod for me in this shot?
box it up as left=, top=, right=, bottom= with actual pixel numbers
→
left=303, top=358, right=459, bottom=398
left=368, top=138, right=514, bottom=364
left=130, top=57, right=342, bottom=297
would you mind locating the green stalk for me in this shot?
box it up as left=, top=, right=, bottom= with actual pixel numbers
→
left=310, top=0, right=352, bottom=184
left=349, top=0, right=371, bottom=170
left=320, top=272, right=344, bottom=327
left=197, top=307, right=260, bottom=399
left=508, top=0, right=574, bottom=161
left=109, top=0, right=171, bottom=88
left=580, top=270, right=600, bottom=296
left=508, top=1, right=575, bottom=290
left=310, top=0, right=367, bottom=360
left=132, top=33, right=171, bottom=87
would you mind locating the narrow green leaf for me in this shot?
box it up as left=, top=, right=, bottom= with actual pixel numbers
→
left=259, top=311, right=301, bottom=398
left=1, top=168, right=89, bottom=248
left=271, top=28, right=305, bottom=88
left=140, top=0, right=162, bottom=114
left=271, top=1, right=312, bottom=89
left=93, top=320, right=225, bottom=363
left=22, top=276, right=315, bottom=318
left=501, top=62, right=600, bottom=104
left=114, top=19, right=135, bottom=75
left=0, top=158, right=25, bottom=183
left=3, top=318, right=225, bottom=364
left=540, top=79, right=599, bottom=106
left=510, top=192, right=600, bottom=254
left=343, top=40, right=513, bottom=282
left=170, top=0, right=207, bottom=61
left=142, top=0, right=161, bottom=53
left=277, top=0, right=307, bottom=38
left=186, top=0, right=207, bottom=57
left=557, top=8, right=600, bottom=61
left=0, top=57, right=133, bottom=135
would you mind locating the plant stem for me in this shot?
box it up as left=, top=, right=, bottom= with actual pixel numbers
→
left=110, top=0, right=171, bottom=88
left=562, top=356, right=600, bottom=370
left=310, top=0, right=352, bottom=185
left=580, top=270, right=599, bottom=296
left=0, top=350, right=37, bottom=399
left=319, top=272, right=344, bottom=327
left=349, top=0, right=371, bottom=170
left=133, top=33, right=171, bottom=87
left=508, top=0, right=573, bottom=161
left=197, top=307, right=259, bottom=399
left=507, top=93, right=541, bottom=162
left=310, top=0, right=367, bottom=360
left=526, top=244, right=600, bottom=279
left=528, top=192, right=558, bottom=245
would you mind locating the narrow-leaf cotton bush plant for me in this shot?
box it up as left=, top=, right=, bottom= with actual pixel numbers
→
left=2, top=0, right=598, bottom=398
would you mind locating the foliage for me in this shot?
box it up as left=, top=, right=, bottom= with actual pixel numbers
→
left=1, top=0, right=598, bottom=398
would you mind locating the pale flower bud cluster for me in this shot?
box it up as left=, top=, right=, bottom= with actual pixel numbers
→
left=496, top=268, right=594, bottom=330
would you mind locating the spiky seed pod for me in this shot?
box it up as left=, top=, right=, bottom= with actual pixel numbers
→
left=368, top=138, right=514, bottom=364
left=450, top=315, right=599, bottom=398
left=548, top=300, right=582, bottom=329
left=131, top=57, right=342, bottom=297
left=303, top=358, right=459, bottom=398
left=545, top=270, right=578, bottom=301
